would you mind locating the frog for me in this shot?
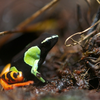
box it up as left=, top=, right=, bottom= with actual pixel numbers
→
left=0, top=33, right=58, bottom=90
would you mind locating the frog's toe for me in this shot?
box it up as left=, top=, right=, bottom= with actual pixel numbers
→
left=36, top=73, right=41, bottom=78
left=25, top=81, right=34, bottom=85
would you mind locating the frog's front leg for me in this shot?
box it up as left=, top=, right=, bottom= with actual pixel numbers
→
left=24, top=46, right=45, bottom=83
left=31, top=60, right=45, bottom=83
left=0, top=78, right=33, bottom=90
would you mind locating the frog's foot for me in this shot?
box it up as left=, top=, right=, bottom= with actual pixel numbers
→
left=36, top=72, right=45, bottom=83
left=0, top=79, right=34, bottom=90
left=31, top=69, right=45, bottom=83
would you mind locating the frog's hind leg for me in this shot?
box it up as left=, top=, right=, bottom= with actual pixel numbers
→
left=0, top=79, right=13, bottom=90
left=12, top=81, right=34, bottom=88
left=0, top=79, right=34, bottom=90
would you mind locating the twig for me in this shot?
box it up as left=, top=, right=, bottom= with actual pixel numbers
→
left=15, top=0, right=59, bottom=30
left=96, top=0, right=100, bottom=4
left=82, top=68, right=90, bottom=80
left=0, top=0, right=59, bottom=36
left=0, top=30, right=17, bottom=35
left=65, top=19, right=100, bottom=47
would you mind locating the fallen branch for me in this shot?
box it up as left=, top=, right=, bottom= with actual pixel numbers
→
left=0, top=0, right=59, bottom=36
left=65, top=19, right=100, bottom=47
left=96, top=0, right=100, bottom=4
left=16, top=0, right=59, bottom=30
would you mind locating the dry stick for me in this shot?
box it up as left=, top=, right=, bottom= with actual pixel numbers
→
left=82, top=68, right=90, bottom=80
left=16, top=0, right=59, bottom=29
left=65, top=7, right=100, bottom=47
left=0, top=0, right=59, bottom=48
left=0, top=0, right=59, bottom=36
left=97, top=0, right=100, bottom=4
left=65, top=19, right=100, bottom=47
left=0, top=30, right=17, bottom=35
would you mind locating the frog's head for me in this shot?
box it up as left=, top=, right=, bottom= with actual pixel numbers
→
left=38, top=34, right=58, bottom=67
left=40, top=35, right=58, bottom=51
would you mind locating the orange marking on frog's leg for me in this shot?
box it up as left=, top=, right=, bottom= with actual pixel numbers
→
left=0, top=79, right=34, bottom=90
